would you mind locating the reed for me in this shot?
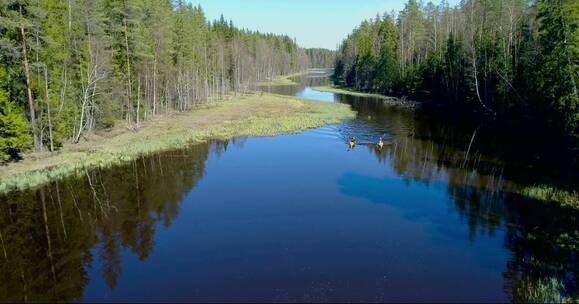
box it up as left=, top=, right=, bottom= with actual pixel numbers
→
left=520, top=185, right=579, bottom=209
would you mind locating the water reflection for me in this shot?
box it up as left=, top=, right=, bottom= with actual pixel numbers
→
left=258, top=70, right=333, bottom=98
left=0, top=141, right=226, bottom=301
left=0, top=72, right=577, bottom=301
left=337, top=168, right=578, bottom=301
left=340, top=88, right=578, bottom=301
left=267, top=72, right=579, bottom=301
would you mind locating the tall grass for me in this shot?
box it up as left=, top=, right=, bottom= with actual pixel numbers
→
left=521, top=185, right=579, bottom=209
left=513, top=277, right=577, bottom=303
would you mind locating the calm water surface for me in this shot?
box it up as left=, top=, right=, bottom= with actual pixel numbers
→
left=1, top=71, right=578, bottom=302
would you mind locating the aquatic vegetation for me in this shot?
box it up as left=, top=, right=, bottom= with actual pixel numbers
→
left=513, top=277, right=578, bottom=303
left=520, top=185, right=579, bottom=209
left=0, top=93, right=355, bottom=193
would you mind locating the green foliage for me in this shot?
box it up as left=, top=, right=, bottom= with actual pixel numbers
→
left=304, top=48, right=336, bottom=68
left=0, top=0, right=335, bottom=162
left=443, top=34, right=468, bottom=102
left=0, top=70, right=31, bottom=162
left=335, top=0, right=579, bottom=138
left=536, top=0, right=579, bottom=136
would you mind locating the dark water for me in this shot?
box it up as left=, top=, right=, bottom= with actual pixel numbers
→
left=1, top=71, right=578, bottom=302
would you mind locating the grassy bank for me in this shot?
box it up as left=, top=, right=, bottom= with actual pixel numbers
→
left=313, top=85, right=388, bottom=99
left=0, top=93, right=356, bottom=193
left=521, top=185, right=579, bottom=209
left=312, top=85, right=418, bottom=108
left=257, top=72, right=303, bottom=86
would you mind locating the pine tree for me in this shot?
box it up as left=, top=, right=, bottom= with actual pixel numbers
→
left=376, top=14, right=398, bottom=94
left=536, top=0, right=579, bottom=135
left=1, top=0, right=42, bottom=151
left=0, top=67, right=31, bottom=161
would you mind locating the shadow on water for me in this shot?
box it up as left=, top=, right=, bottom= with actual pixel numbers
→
left=0, top=71, right=577, bottom=302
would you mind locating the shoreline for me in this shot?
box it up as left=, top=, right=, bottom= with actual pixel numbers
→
left=312, top=85, right=579, bottom=209
left=0, top=93, right=356, bottom=194
left=257, top=71, right=305, bottom=86
left=312, top=85, right=418, bottom=109
left=256, top=68, right=332, bottom=87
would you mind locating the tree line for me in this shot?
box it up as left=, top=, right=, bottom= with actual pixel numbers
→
left=334, top=0, right=578, bottom=139
left=0, top=0, right=331, bottom=161
left=304, top=48, right=336, bottom=68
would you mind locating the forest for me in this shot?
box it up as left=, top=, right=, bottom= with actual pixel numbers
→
left=334, top=0, right=578, bottom=139
left=1, top=1, right=578, bottom=301
left=0, top=0, right=334, bottom=161
left=304, top=48, right=336, bottom=69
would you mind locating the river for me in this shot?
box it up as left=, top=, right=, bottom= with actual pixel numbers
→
left=0, top=70, right=577, bottom=302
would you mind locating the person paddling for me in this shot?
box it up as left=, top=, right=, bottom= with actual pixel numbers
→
left=348, top=137, right=357, bottom=149
left=376, top=137, right=384, bottom=150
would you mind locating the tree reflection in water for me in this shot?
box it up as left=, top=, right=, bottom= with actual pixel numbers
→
left=342, top=95, right=578, bottom=302
left=0, top=140, right=227, bottom=301
left=0, top=98, right=577, bottom=302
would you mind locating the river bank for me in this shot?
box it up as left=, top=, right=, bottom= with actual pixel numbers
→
left=257, top=72, right=304, bottom=86
left=312, top=85, right=418, bottom=109
left=0, top=93, right=356, bottom=193
left=312, top=84, right=578, bottom=209
left=258, top=69, right=333, bottom=87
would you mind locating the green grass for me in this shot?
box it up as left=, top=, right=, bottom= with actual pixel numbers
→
left=520, top=185, right=579, bottom=209
left=0, top=93, right=355, bottom=193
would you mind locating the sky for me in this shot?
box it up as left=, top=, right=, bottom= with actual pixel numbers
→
left=188, top=0, right=460, bottom=50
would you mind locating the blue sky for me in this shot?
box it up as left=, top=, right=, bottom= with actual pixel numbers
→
left=187, top=0, right=459, bottom=50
